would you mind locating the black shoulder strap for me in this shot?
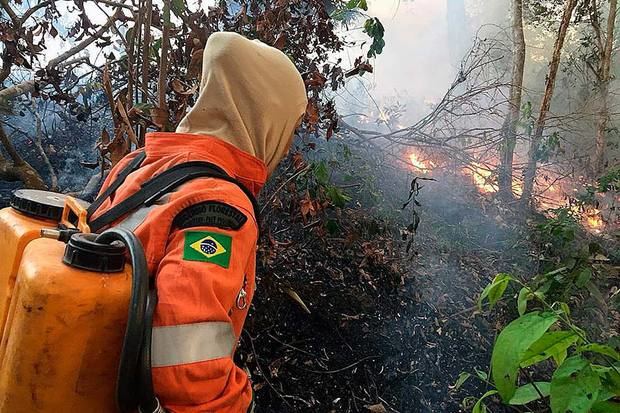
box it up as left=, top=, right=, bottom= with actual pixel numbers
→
left=88, top=161, right=259, bottom=233
left=87, top=151, right=147, bottom=218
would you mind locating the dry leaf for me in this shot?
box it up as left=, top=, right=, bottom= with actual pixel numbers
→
left=286, top=288, right=311, bottom=314
left=305, top=101, right=319, bottom=126
left=274, top=32, right=286, bottom=50
left=115, top=99, right=139, bottom=145
left=187, top=48, right=204, bottom=79
left=171, top=79, right=197, bottom=95
left=366, top=404, right=387, bottom=413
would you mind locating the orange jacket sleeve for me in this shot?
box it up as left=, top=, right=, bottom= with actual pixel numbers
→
left=150, top=215, right=258, bottom=412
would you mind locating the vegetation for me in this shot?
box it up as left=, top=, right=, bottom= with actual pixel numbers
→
left=0, top=0, right=619, bottom=412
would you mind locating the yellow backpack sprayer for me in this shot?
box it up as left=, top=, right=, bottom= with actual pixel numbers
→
left=0, top=188, right=158, bottom=412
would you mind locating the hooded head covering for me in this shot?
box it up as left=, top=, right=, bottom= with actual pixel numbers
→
left=176, top=32, right=308, bottom=175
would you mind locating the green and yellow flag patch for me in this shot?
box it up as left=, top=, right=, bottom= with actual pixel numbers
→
left=183, top=231, right=232, bottom=268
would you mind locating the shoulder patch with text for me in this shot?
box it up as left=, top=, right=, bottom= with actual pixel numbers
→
left=183, top=231, right=232, bottom=268
left=173, top=201, right=248, bottom=230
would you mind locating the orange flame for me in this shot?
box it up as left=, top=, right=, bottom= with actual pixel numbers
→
left=409, top=152, right=435, bottom=172
left=464, top=163, right=497, bottom=193
left=402, top=151, right=608, bottom=233
left=584, top=209, right=604, bottom=233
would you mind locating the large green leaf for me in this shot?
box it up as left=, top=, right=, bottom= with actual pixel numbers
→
left=592, top=401, right=620, bottom=413
left=550, top=356, right=601, bottom=413
left=491, top=311, right=558, bottom=401
left=508, top=382, right=550, bottom=405
left=520, top=331, right=579, bottom=368
left=579, top=344, right=620, bottom=361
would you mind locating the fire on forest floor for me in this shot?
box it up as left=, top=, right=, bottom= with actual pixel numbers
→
left=407, top=150, right=613, bottom=234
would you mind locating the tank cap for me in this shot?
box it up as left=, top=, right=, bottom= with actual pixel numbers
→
left=10, top=190, right=83, bottom=222
left=63, top=233, right=126, bottom=273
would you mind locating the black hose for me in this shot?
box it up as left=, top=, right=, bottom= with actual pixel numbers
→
left=95, top=228, right=155, bottom=413
left=138, top=287, right=158, bottom=412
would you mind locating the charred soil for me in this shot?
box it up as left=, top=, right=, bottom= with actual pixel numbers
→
left=240, top=172, right=536, bottom=413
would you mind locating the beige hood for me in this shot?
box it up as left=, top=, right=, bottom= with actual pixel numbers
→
left=176, top=32, right=307, bottom=175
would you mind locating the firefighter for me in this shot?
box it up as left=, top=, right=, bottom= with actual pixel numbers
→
left=89, top=32, right=307, bottom=412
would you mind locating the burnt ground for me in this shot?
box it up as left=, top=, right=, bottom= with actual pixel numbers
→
left=239, top=171, right=538, bottom=413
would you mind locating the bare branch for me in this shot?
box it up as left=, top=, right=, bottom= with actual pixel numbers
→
left=0, top=8, right=122, bottom=101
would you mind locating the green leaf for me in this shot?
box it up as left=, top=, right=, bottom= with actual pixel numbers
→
left=453, top=372, right=471, bottom=390
left=508, top=382, right=550, bottom=405
left=474, top=367, right=488, bottom=381
left=579, top=344, right=620, bottom=361
left=163, top=0, right=171, bottom=26
left=592, top=401, right=620, bottom=413
left=558, top=302, right=571, bottom=317
left=346, top=0, right=368, bottom=10
left=363, top=17, right=386, bottom=58
left=520, top=331, right=579, bottom=368
left=313, top=161, right=330, bottom=186
left=575, top=268, right=592, bottom=288
left=472, top=390, right=497, bottom=413
left=478, top=273, right=513, bottom=311
left=603, top=364, right=620, bottom=394
left=326, top=219, right=340, bottom=235
left=171, top=0, right=184, bottom=17
left=491, top=311, right=558, bottom=401
left=550, top=356, right=601, bottom=413
left=326, top=185, right=351, bottom=208
left=517, top=287, right=530, bottom=316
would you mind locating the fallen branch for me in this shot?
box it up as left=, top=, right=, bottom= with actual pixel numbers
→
left=0, top=124, right=46, bottom=189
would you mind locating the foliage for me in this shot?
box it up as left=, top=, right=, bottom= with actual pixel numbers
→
left=470, top=272, right=620, bottom=412
left=462, top=205, right=619, bottom=413
left=577, top=166, right=620, bottom=206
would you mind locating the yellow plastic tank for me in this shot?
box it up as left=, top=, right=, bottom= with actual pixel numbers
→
left=0, top=235, right=131, bottom=412
left=0, top=190, right=73, bottom=348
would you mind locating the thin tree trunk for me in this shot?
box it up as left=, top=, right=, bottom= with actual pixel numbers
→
left=521, top=0, right=578, bottom=204
left=594, top=0, right=617, bottom=174
left=142, top=0, right=152, bottom=104
left=158, top=0, right=171, bottom=129
left=498, top=0, right=525, bottom=199
left=139, top=0, right=153, bottom=145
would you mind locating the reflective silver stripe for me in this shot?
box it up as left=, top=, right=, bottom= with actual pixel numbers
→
left=151, top=321, right=236, bottom=367
left=116, top=194, right=171, bottom=232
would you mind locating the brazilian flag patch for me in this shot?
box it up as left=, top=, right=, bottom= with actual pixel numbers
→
left=183, top=231, right=232, bottom=268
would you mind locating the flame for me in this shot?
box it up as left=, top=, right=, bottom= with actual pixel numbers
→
left=409, top=152, right=435, bottom=172
left=401, top=151, right=609, bottom=234
left=464, top=163, right=497, bottom=193
left=584, top=209, right=604, bottom=233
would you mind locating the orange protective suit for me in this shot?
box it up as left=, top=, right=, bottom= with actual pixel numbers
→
left=90, top=32, right=307, bottom=412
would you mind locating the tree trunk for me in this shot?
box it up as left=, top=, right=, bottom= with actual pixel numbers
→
left=521, top=0, right=578, bottom=204
left=158, top=0, right=171, bottom=120
left=498, top=0, right=525, bottom=199
left=594, top=0, right=617, bottom=175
